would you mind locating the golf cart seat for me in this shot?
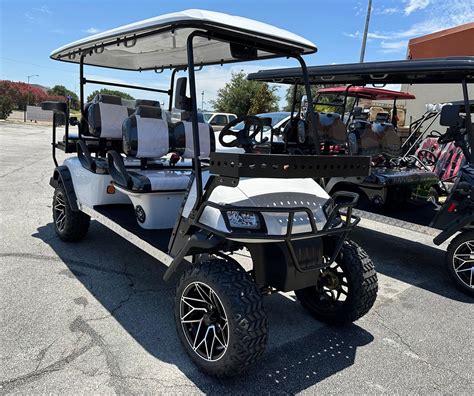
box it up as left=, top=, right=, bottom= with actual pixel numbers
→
left=372, top=118, right=402, bottom=156
left=316, top=112, right=347, bottom=146
left=76, top=94, right=134, bottom=173
left=348, top=120, right=380, bottom=156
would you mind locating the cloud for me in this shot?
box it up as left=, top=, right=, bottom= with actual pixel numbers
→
left=32, top=5, right=52, bottom=15
left=379, top=7, right=400, bottom=15
left=83, top=27, right=101, bottom=34
left=404, top=0, right=430, bottom=15
left=344, top=0, right=474, bottom=55
left=380, top=40, right=409, bottom=54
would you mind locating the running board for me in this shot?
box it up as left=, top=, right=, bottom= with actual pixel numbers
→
left=78, top=203, right=174, bottom=267
left=354, top=209, right=440, bottom=237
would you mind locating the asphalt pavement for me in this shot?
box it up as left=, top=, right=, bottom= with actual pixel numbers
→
left=0, top=121, right=472, bottom=394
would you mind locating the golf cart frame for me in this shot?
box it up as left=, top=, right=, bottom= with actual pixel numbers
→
left=248, top=57, right=474, bottom=294
left=43, top=10, right=376, bottom=376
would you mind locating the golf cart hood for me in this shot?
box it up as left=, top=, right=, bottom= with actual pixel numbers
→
left=50, top=9, right=317, bottom=70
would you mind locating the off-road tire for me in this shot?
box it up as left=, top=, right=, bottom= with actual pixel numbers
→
left=52, top=183, right=90, bottom=242
left=295, top=240, right=378, bottom=324
left=175, top=259, right=268, bottom=376
left=446, top=231, right=474, bottom=296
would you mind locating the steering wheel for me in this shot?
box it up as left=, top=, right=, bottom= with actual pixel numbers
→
left=219, top=115, right=268, bottom=151
left=416, top=149, right=438, bottom=166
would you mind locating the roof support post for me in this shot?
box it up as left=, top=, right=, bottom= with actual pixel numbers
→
left=462, top=79, right=473, bottom=164
left=186, top=32, right=203, bottom=210
left=294, top=55, right=320, bottom=154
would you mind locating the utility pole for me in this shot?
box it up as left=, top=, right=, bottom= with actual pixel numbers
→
left=24, top=74, right=39, bottom=122
left=201, top=91, right=205, bottom=110
left=359, top=0, right=372, bottom=63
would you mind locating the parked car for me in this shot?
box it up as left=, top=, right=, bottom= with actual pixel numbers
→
left=203, top=112, right=237, bottom=131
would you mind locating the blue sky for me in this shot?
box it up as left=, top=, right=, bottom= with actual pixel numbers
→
left=1, top=0, right=473, bottom=108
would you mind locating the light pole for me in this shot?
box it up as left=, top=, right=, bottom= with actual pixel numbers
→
left=201, top=91, right=205, bottom=111
left=24, top=74, right=39, bottom=122
left=359, top=0, right=372, bottom=63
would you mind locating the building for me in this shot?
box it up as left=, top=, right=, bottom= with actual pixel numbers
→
left=402, top=23, right=474, bottom=125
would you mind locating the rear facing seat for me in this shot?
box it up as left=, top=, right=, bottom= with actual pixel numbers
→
left=108, top=105, right=214, bottom=193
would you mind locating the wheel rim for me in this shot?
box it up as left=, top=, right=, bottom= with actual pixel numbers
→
left=54, top=192, right=66, bottom=232
left=313, top=261, right=349, bottom=312
left=452, top=241, right=474, bottom=289
left=180, top=281, right=229, bottom=362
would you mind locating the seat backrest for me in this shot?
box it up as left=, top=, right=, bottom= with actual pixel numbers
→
left=316, top=112, right=347, bottom=145
left=171, top=119, right=215, bottom=158
left=368, top=106, right=385, bottom=122
left=88, top=94, right=131, bottom=139
left=349, top=120, right=381, bottom=156
left=372, top=122, right=401, bottom=157
left=390, top=108, right=406, bottom=127
left=122, top=105, right=169, bottom=158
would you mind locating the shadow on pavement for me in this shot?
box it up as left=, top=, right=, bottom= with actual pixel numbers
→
left=351, top=227, right=472, bottom=302
left=34, top=221, right=373, bottom=393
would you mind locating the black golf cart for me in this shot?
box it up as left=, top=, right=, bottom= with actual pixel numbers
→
left=42, top=10, right=377, bottom=376
left=248, top=57, right=474, bottom=295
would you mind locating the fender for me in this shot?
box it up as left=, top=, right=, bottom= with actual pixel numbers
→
left=433, top=212, right=474, bottom=245
left=49, top=166, right=79, bottom=211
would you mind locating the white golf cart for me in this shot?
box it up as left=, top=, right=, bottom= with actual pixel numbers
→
left=42, top=10, right=377, bottom=376
left=248, top=57, right=474, bottom=295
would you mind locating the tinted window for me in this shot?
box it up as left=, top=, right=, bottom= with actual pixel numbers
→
left=229, top=115, right=237, bottom=122
left=211, top=115, right=228, bottom=125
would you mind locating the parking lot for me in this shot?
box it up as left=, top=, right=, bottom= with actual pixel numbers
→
left=0, top=121, right=472, bottom=394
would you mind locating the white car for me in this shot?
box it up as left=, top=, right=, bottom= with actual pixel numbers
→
left=203, top=112, right=237, bottom=131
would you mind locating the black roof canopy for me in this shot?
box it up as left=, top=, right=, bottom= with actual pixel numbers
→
left=247, top=57, right=474, bottom=85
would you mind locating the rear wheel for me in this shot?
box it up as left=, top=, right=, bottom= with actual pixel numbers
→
left=295, top=240, right=378, bottom=324
left=52, top=183, right=90, bottom=241
left=175, top=259, right=267, bottom=376
left=446, top=231, right=474, bottom=296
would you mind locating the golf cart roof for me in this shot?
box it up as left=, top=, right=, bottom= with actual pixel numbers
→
left=317, top=86, right=416, bottom=100
left=50, top=9, right=317, bottom=71
left=247, top=57, right=474, bottom=84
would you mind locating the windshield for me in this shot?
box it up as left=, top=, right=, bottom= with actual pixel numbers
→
left=203, top=113, right=213, bottom=122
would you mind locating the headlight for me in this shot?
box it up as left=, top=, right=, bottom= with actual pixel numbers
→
left=226, top=210, right=261, bottom=229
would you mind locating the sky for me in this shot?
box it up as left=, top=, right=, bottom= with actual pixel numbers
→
left=1, top=0, right=473, bottom=109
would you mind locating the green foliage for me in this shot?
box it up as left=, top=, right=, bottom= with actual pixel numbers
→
left=211, top=71, right=279, bottom=116
left=283, top=85, right=321, bottom=112
left=0, top=81, right=16, bottom=119
left=87, top=89, right=135, bottom=102
left=48, top=85, right=79, bottom=109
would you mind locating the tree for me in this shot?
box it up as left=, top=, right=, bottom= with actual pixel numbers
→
left=48, top=85, right=79, bottom=110
left=283, top=85, right=321, bottom=112
left=87, top=89, right=135, bottom=102
left=0, top=81, right=16, bottom=119
left=248, top=84, right=279, bottom=114
left=212, top=71, right=279, bottom=116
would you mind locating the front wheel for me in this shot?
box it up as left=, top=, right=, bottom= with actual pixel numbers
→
left=175, top=259, right=268, bottom=377
left=295, top=240, right=378, bottom=324
left=446, top=231, right=474, bottom=296
left=53, top=183, right=90, bottom=241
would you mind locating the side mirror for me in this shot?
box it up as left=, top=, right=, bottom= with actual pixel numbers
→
left=41, top=101, right=67, bottom=114
left=440, top=104, right=463, bottom=127
left=69, top=117, right=79, bottom=126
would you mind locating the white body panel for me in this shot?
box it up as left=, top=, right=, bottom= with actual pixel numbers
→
left=115, top=186, right=185, bottom=230
left=64, top=157, right=130, bottom=207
